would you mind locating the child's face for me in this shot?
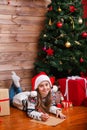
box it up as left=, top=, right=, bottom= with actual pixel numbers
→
left=38, top=81, right=51, bottom=98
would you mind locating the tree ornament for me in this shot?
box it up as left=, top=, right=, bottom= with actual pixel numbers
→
left=46, top=48, right=54, bottom=56
left=78, top=17, right=83, bottom=24
left=43, top=34, right=47, bottom=37
left=60, top=34, right=65, bottom=38
left=69, top=17, right=74, bottom=29
left=80, top=57, right=84, bottom=63
left=61, top=18, right=64, bottom=23
left=49, top=18, right=52, bottom=25
left=69, top=5, right=76, bottom=12
left=74, top=41, right=81, bottom=45
left=58, top=7, right=62, bottom=12
left=56, top=22, right=63, bottom=28
left=80, top=72, right=85, bottom=77
left=65, top=41, right=71, bottom=48
left=42, top=42, right=47, bottom=51
left=81, top=32, right=87, bottom=38
left=59, top=61, right=62, bottom=64
left=42, top=46, right=46, bottom=51
left=48, top=6, right=53, bottom=11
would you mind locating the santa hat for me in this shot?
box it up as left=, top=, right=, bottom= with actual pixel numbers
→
left=32, top=72, right=55, bottom=91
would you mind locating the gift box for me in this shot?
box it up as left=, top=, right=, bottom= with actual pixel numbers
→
left=0, top=88, right=10, bottom=116
left=62, top=101, right=73, bottom=108
left=58, top=77, right=87, bottom=106
left=83, top=97, right=87, bottom=107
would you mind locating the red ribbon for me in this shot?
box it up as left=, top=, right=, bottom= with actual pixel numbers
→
left=0, top=98, right=9, bottom=112
left=0, top=98, right=9, bottom=102
left=0, top=106, right=1, bottom=112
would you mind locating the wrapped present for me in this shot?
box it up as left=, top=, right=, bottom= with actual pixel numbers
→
left=0, top=89, right=10, bottom=116
left=57, top=101, right=72, bottom=108
left=83, top=97, right=87, bottom=107
left=57, top=103, right=62, bottom=108
left=62, top=101, right=73, bottom=108
left=58, top=76, right=87, bottom=106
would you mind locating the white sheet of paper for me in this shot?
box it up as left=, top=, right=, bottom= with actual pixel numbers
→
left=31, top=116, right=65, bottom=126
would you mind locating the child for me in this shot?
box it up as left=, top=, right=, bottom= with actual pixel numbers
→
left=9, top=71, right=66, bottom=121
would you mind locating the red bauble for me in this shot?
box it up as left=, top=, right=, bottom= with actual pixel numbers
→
left=69, top=5, right=76, bottom=12
left=80, top=57, right=84, bottom=63
left=56, top=22, right=63, bottom=28
left=80, top=72, right=85, bottom=77
left=81, top=32, right=87, bottom=38
left=42, top=47, right=46, bottom=51
left=48, top=6, right=53, bottom=11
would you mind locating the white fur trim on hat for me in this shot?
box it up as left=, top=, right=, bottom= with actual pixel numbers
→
left=34, top=75, right=52, bottom=90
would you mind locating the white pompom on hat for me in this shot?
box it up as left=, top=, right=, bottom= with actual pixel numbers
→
left=52, top=85, right=58, bottom=92
left=32, top=72, right=55, bottom=90
left=30, top=91, right=37, bottom=97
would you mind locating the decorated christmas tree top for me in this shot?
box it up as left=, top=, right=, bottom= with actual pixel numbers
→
left=34, top=0, right=87, bottom=79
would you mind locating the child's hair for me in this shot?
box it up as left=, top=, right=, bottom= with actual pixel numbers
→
left=36, top=88, right=52, bottom=113
left=31, top=72, right=55, bottom=113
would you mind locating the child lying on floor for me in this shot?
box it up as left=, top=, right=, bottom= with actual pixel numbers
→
left=9, top=71, right=66, bottom=121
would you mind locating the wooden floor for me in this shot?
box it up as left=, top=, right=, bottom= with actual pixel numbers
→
left=0, top=106, right=87, bottom=130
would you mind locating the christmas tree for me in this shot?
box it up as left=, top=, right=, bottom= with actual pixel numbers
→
left=34, top=0, right=87, bottom=79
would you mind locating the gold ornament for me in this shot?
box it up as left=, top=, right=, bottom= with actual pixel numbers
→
left=65, top=41, right=71, bottom=48
left=69, top=17, right=74, bottom=29
left=59, top=61, right=62, bottom=64
left=74, top=41, right=81, bottom=45
left=58, top=7, right=62, bottom=12
left=78, top=17, right=83, bottom=24
left=59, top=33, right=66, bottom=38
left=49, top=18, right=52, bottom=25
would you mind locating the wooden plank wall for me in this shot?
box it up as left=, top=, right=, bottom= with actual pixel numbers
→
left=0, top=0, right=51, bottom=91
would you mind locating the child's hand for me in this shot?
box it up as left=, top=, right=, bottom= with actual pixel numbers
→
left=41, top=113, right=49, bottom=121
left=56, top=110, right=66, bottom=119
left=58, top=112, right=66, bottom=119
